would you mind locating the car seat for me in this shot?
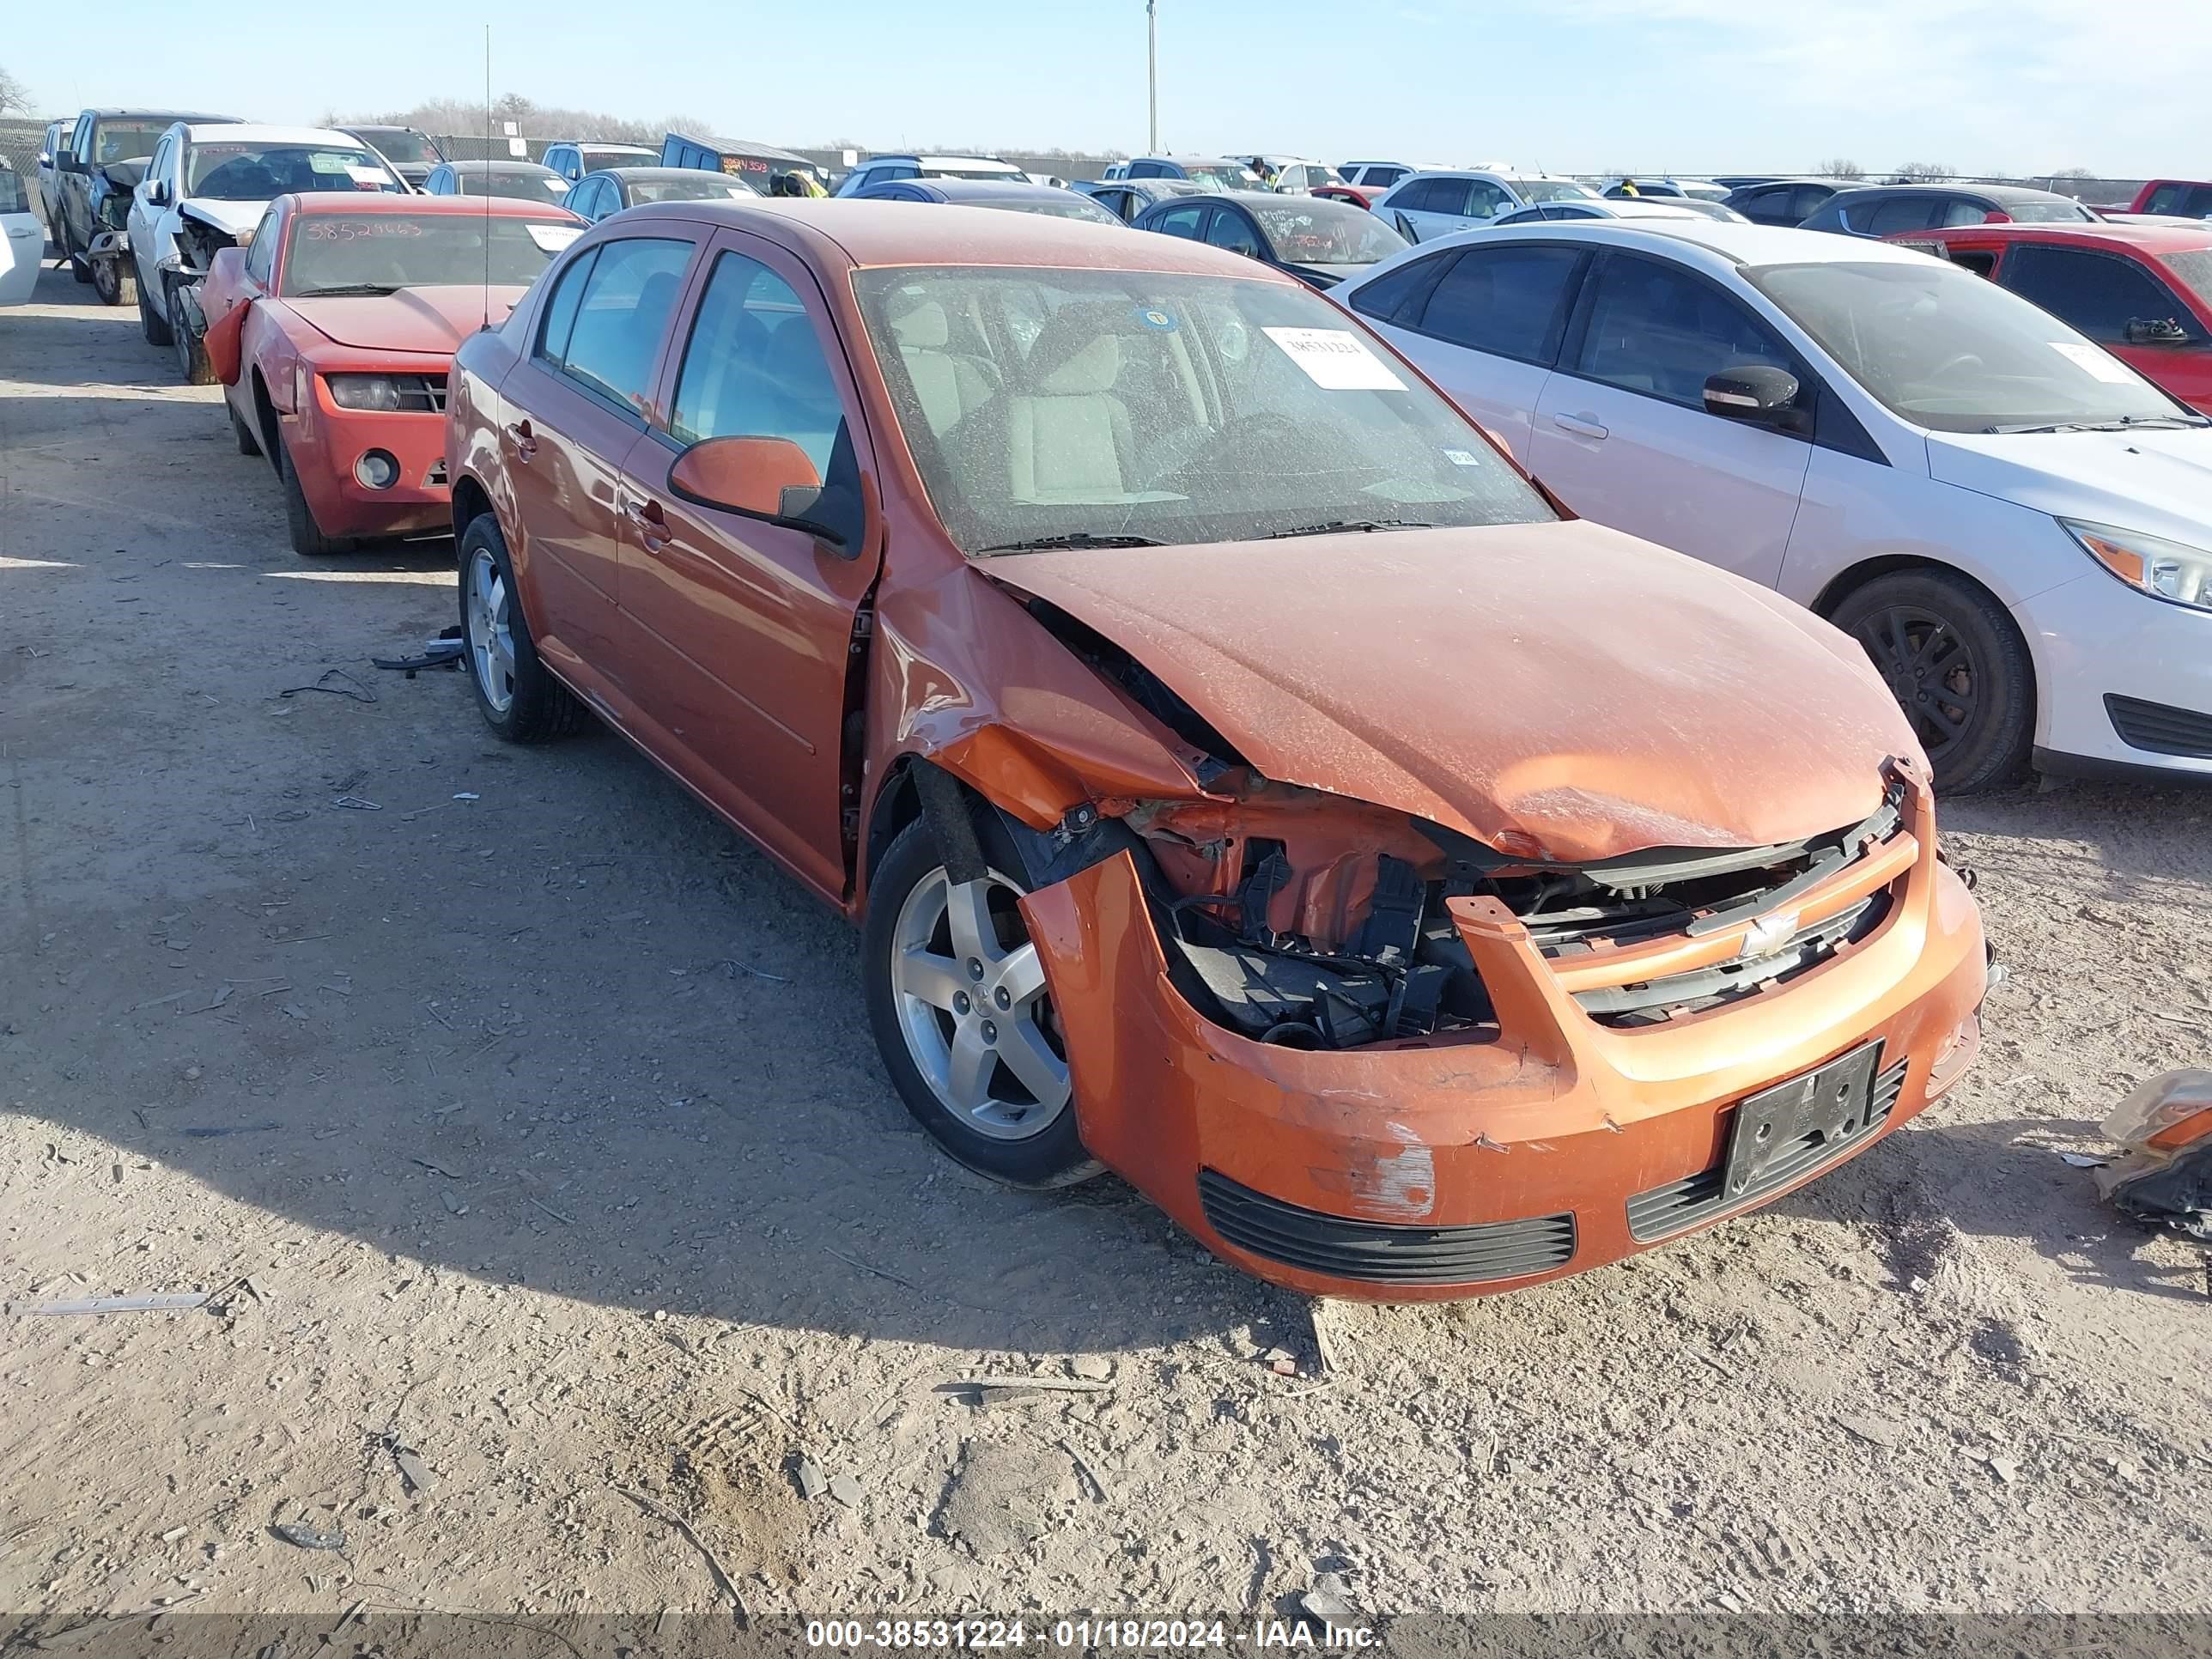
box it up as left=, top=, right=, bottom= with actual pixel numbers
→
left=1002, top=303, right=1135, bottom=504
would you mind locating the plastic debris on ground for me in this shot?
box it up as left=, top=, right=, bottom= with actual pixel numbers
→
left=2094, top=1069, right=2212, bottom=1241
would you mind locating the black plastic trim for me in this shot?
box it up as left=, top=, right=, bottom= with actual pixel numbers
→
left=2105, top=694, right=2212, bottom=760
left=1198, top=1170, right=1574, bottom=1285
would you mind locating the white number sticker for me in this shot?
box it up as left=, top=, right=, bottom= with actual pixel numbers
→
left=527, top=223, right=584, bottom=252
left=1261, top=326, right=1406, bottom=390
left=2050, top=341, right=2136, bottom=384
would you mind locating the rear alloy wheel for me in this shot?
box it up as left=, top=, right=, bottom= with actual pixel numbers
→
left=863, top=817, right=1095, bottom=1188
left=459, top=514, right=583, bottom=742
left=1832, top=568, right=2032, bottom=793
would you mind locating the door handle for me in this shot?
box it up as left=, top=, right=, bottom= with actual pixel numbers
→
left=1552, top=412, right=1609, bottom=440
left=504, top=420, right=537, bottom=461
left=621, top=493, right=672, bottom=550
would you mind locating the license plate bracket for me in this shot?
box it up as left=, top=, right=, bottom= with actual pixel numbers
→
left=1722, top=1042, right=1884, bottom=1202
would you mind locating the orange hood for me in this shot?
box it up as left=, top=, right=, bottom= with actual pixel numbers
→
left=285, top=283, right=530, bottom=355
left=984, top=520, right=1917, bottom=864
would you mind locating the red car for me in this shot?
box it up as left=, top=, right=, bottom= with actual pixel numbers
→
left=198, top=192, right=583, bottom=555
left=1887, top=222, right=2212, bottom=413
left=1310, top=181, right=1380, bottom=210
left=2126, top=179, right=2212, bottom=221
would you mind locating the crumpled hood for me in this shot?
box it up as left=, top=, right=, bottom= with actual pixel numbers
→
left=1927, top=425, right=2212, bottom=550
left=177, top=197, right=268, bottom=239
left=986, top=520, right=1917, bottom=863
left=286, top=283, right=531, bottom=355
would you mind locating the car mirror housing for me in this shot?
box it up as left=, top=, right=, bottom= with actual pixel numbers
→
left=669, top=435, right=848, bottom=544
left=145, top=179, right=170, bottom=207
left=1704, top=364, right=1806, bottom=430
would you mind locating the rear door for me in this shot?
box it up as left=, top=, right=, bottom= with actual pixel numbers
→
left=0, top=167, right=39, bottom=306
left=1363, top=241, right=1587, bottom=460
left=496, top=232, right=702, bottom=687
left=1527, top=251, right=1813, bottom=586
left=614, top=234, right=882, bottom=897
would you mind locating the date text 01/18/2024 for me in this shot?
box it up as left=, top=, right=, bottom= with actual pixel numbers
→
left=804, top=1620, right=1380, bottom=1650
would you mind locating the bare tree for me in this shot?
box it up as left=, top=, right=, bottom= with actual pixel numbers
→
left=1894, top=160, right=1958, bottom=183
left=0, top=63, right=32, bottom=117
left=1815, top=158, right=1864, bottom=179
left=2050, top=166, right=2095, bottom=181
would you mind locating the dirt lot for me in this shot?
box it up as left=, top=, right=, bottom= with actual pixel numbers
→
left=3, top=257, right=2209, bottom=1642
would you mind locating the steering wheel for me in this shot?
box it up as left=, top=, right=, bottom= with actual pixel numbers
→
left=1927, top=352, right=1984, bottom=379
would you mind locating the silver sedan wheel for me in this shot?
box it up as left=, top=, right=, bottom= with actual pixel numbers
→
left=465, top=547, right=515, bottom=714
left=890, top=865, right=1070, bottom=1140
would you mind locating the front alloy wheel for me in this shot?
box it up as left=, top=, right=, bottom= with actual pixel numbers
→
left=1832, top=568, right=2032, bottom=793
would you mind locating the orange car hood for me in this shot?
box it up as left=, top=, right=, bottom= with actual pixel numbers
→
left=983, top=520, right=1915, bottom=864
left=284, top=283, right=530, bottom=355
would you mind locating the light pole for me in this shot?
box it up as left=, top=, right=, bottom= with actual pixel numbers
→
left=1146, top=0, right=1158, bottom=155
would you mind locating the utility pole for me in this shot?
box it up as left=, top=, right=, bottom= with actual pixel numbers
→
left=1146, top=0, right=1158, bottom=155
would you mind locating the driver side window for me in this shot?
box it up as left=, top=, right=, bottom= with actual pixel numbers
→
left=245, top=215, right=276, bottom=286
left=1573, top=254, right=1800, bottom=410
left=1203, top=209, right=1261, bottom=258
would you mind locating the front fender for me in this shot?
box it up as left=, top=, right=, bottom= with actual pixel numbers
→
left=204, top=298, right=247, bottom=387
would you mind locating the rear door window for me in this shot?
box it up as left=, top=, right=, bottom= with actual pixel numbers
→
left=1866, top=196, right=1940, bottom=235
left=1346, top=251, right=1455, bottom=325
left=1202, top=207, right=1261, bottom=257
left=1152, top=204, right=1206, bottom=239
left=1410, top=244, right=1584, bottom=365
left=1998, top=245, right=2202, bottom=343
left=538, top=236, right=696, bottom=419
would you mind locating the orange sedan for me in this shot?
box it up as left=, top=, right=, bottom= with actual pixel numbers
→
left=444, top=201, right=1987, bottom=1298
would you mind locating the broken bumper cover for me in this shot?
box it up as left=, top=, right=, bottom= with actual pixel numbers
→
left=296, top=391, right=453, bottom=540
left=1020, top=772, right=1986, bottom=1299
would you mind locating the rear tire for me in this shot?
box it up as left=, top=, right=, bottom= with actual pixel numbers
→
left=171, top=284, right=213, bottom=385
left=459, top=514, right=584, bottom=743
left=91, top=254, right=133, bottom=308
left=862, top=814, right=1097, bottom=1188
left=1831, top=568, right=2033, bottom=794
left=278, top=435, right=356, bottom=558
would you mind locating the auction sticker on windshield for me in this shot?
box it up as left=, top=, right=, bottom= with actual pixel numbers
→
left=1262, top=326, right=1406, bottom=391
left=527, top=223, right=584, bottom=252
left=2049, top=341, right=2136, bottom=384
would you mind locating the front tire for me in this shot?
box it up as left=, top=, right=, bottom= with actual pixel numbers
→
left=139, top=274, right=173, bottom=346
left=459, top=514, right=583, bottom=743
left=278, top=435, right=356, bottom=558
left=91, top=254, right=133, bottom=308
left=862, top=815, right=1095, bottom=1188
left=170, top=283, right=213, bottom=384
left=63, top=222, right=92, bottom=283
left=1832, top=568, right=2033, bottom=794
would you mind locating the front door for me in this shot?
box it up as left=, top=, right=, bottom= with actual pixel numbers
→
left=615, top=234, right=883, bottom=900
left=1526, top=251, right=1811, bottom=587
left=495, top=232, right=699, bottom=689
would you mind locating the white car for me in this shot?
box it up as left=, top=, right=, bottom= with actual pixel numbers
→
left=1376, top=169, right=1600, bottom=240
left=833, top=154, right=1030, bottom=196
left=125, top=123, right=406, bottom=367
left=1339, top=219, right=2212, bottom=788
left=1, top=163, right=40, bottom=307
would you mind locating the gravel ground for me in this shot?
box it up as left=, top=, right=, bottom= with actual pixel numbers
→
left=2, top=257, right=2209, bottom=1644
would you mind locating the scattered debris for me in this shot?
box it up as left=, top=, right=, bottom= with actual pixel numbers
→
left=949, top=1371, right=1113, bottom=1395
left=2094, top=1070, right=2212, bottom=1240
left=278, top=669, right=377, bottom=705
left=331, top=795, right=382, bottom=811
left=412, top=1157, right=466, bottom=1180
left=1301, top=1571, right=1358, bottom=1625
left=271, top=1520, right=346, bottom=1552
left=453, top=792, right=480, bottom=801
left=2057, top=1151, right=2110, bottom=1170
left=175, top=1122, right=283, bottom=1139
left=828, top=1472, right=864, bottom=1508
left=160, top=1526, right=189, bottom=1543
left=610, top=1486, right=747, bottom=1624
left=721, top=959, right=793, bottom=983
left=1310, top=1300, right=1341, bottom=1374
left=391, top=1442, right=434, bottom=1495
left=5, top=1291, right=209, bottom=1316
left=1068, top=1354, right=1113, bottom=1382
left=1060, top=1437, right=1112, bottom=1504
left=795, top=1459, right=827, bottom=1502
left=1262, top=1347, right=1299, bottom=1377
left=1837, top=1414, right=1904, bottom=1449
left=373, top=629, right=465, bottom=677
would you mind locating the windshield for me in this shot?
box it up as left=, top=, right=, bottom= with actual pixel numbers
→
left=93, top=122, right=172, bottom=163
left=854, top=266, right=1554, bottom=553
left=361, top=130, right=438, bottom=164
left=1747, top=258, right=2192, bottom=433
left=1185, top=165, right=1264, bottom=191
left=979, top=194, right=1121, bottom=224
left=628, top=174, right=761, bottom=204
left=461, top=169, right=568, bottom=201
left=1248, top=199, right=1407, bottom=265
left=2006, top=198, right=2096, bottom=224
left=281, top=215, right=573, bottom=296
left=1511, top=179, right=1595, bottom=203
left=188, top=143, right=400, bottom=198
left=2164, top=250, right=2212, bottom=310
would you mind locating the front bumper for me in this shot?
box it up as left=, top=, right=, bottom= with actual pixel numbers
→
left=2017, top=572, right=2212, bottom=777
left=1020, top=770, right=1987, bottom=1299
left=291, top=389, right=452, bottom=540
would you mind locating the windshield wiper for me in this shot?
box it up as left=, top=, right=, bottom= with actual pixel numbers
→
left=1264, top=518, right=1434, bottom=538
left=293, top=283, right=404, bottom=298
left=975, top=532, right=1167, bottom=554
left=1988, top=414, right=2211, bottom=434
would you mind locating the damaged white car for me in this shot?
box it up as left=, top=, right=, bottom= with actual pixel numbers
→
left=125, top=123, right=407, bottom=380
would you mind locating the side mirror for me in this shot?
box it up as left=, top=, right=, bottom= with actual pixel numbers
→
left=36, top=150, right=52, bottom=167
left=1704, top=364, right=1805, bottom=429
left=145, top=179, right=171, bottom=207
left=2125, top=317, right=2190, bottom=345
left=669, top=435, right=849, bottom=544
left=57, top=152, right=83, bottom=174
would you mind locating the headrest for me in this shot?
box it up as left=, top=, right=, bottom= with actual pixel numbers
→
left=1025, top=302, right=1136, bottom=394
left=890, top=299, right=950, bottom=350
left=1037, top=335, right=1121, bottom=395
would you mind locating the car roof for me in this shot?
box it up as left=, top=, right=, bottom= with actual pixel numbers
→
left=443, top=159, right=562, bottom=175
left=600, top=198, right=1299, bottom=278
left=896, top=179, right=1079, bottom=203
left=180, top=123, right=380, bottom=147
left=343, top=125, right=425, bottom=135
left=1424, top=217, right=1938, bottom=270
left=880, top=154, right=1020, bottom=167
left=595, top=167, right=751, bottom=184
left=560, top=139, right=656, bottom=150
left=83, top=108, right=236, bottom=121
left=672, top=134, right=815, bottom=165
left=283, top=190, right=576, bottom=219
left=1136, top=155, right=1249, bottom=168
left=1914, top=221, right=2212, bottom=254
left=1828, top=181, right=2073, bottom=204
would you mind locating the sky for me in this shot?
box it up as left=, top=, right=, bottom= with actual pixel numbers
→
left=9, top=0, right=2208, bottom=179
